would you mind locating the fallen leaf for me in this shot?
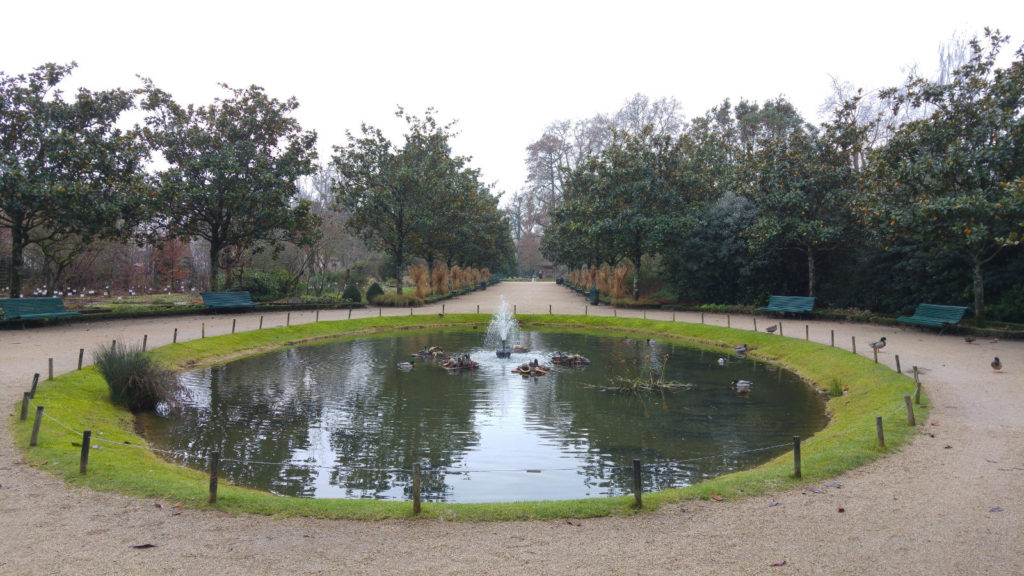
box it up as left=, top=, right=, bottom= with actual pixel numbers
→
left=928, top=433, right=936, bottom=438
left=154, top=503, right=164, bottom=509
left=132, top=543, right=157, bottom=549
left=710, top=492, right=723, bottom=501
left=771, top=560, right=787, bottom=567
left=944, top=445, right=952, bottom=449
left=838, top=507, right=846, bottom=513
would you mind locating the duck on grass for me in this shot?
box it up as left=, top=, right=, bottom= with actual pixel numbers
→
left=597, top=353, right=693, bottom=396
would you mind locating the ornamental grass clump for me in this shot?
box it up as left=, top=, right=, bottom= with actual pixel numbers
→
left=93, top=342, right=180, bottom=412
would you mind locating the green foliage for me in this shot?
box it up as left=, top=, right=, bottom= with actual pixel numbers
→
left=0, top=62, right=150, bottom=297
left=231, top=268, right=291, bottom=300
left=140, top=81, right=319, bottom=291
left=373, top=292, right=424, bottom=307
left=92, top=342, right=179, bottom=412
left=341, top=284, right=362, bottom=303
left=828, top=378, right=845, bottom=397
left=365, top=282, right=384, bottom=304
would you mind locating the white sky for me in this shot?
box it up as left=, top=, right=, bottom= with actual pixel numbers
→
left=4, top=1, right=1023, bottom=201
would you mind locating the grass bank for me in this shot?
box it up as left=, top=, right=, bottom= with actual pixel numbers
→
left=10, top=314, right=926, bottom=521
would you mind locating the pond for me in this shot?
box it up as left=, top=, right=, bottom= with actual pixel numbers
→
left=137, top=329, right=828, bottom=503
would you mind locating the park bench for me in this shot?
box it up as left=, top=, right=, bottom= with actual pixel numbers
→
left=897, top=303, right=968, bottom=331
left=760, top=295, right=816, bottom=314
left=200, top=291, right=260, bottom=310
left=0, top=297, right=82, bottom=321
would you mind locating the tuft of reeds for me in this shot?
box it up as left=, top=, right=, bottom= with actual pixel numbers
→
left=93, top=342, right=181, bottom=412
left=409, top=263, right=430, bottom=299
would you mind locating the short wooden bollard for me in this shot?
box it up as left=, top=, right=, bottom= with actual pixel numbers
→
left=347, top=308, right=352, bottom=320
left=315, top=310, right=320, bottom=322
left=873, top=347, right=878, bottom=363
left=30, top=406, right=44, bottom=447
left=904, top=394, right=916, bottom=426
left=173, top=328, right=178, bottom=343
left=672, top=312, right=676, bottom=322
left=412, top=463, right=422, bottom=514
left=260, top=315, right=265, bottom=329
left=409, top=308, right=413, bottom=316
left=442, top=304, right=445, bottom=315
left=632, top=459, right=643, bottom=508
left=30, top=373, right=39, bottom=398
left=726, top=314, right=730, bottom=328
left=914, top=381, right=922, bottom=406
left=895, top=355, right=902, bottom=374
left=753, top=317, right=757, bottom=331
left=379, top=307, right=382, bottom=317
left=779, top=322, right=784, bottom=337
left=643, top=310, right=647, bottom=320
left=476, top=305, right=479, bottom=314
left=286, top=312, right=291, bottom=326
left=830, top=330, right=835, bottom=347
left=805, top=325, right=809, bottom=341
left=201, top=323, right=205, bottom=338
left=701, top=312, right=704, bottom=324
left=232, top=319, right=237, bottom=334
left=614, top=309, right=618, bottom=317
left=143, top=334, right=148, bottom=351
left=549, top=304, right=552, bottom=315
left=585, top=306, right=588, bottom=316
left=514, top=305, right=517, bottom=315
left=21, top=392, right=30, bottom=421
left=876, top=416, right=885, bottom=447
left=78, top=348, right=84, bottom=370
left=80, top=430, right=91, bottom=474
left=912, top=366, right=919, bottom=385
left=851, top=336, right=856, bottom=354
left=209, top=451, right=220, bottom=504
left=48, top=358, right=53, bottom=381
left=793, top=436, right=802, bottom=478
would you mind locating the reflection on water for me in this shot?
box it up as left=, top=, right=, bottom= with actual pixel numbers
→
left=137, top=329, right=828, bottom=502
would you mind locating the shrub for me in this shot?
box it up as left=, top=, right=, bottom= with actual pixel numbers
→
left=828, top=378, right=845, bottom=397
left=341, top=284, right=362, bottom=304
left=231, top=268, right=291, bottom=300
left=93, top=343, right=180, bottom=412
left=365, top=282, right=384, bottom=304
left=374, top=292, right=424, bottom=307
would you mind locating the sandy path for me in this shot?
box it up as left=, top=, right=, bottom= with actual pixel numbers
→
left=1, top=282, right=1021, bottom=575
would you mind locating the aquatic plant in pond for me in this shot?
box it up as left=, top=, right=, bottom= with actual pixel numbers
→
left=138, top=329, right=827, bottom=503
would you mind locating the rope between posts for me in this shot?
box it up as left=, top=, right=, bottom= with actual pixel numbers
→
left=802, top=403, right=907, bottom=446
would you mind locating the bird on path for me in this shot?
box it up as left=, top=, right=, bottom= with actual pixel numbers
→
left=869, top=337, right=887, bottom=351
left=964, top=335, right=975, bottom=343
left=991, top=357, right=1002, bottom=372
left=765, top=324, right=778, bottom=334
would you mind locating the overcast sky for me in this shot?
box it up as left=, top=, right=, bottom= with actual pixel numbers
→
left=4, top=1, right=1023, bottom=200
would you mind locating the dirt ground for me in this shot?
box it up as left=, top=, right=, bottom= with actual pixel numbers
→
left=1, top=281, right=1021, bottom=575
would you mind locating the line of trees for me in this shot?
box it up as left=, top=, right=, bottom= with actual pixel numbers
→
left=1, top=64, right=514, bottom=298
left=525, top=30, right=1024, bottom=324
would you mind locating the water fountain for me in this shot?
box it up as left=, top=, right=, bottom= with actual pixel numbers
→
left=485, top=296, right=520, bottom=358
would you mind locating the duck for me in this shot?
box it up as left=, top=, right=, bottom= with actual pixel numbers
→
left=647, top=338, right=657, bottom=345
left=717, top=357, right=726, bottom=366
left=991, top=357, right=1002, bottom=372
left=397, top=361, right=415, bottom=370
left=765, top=324, right=778, bottom=334
left=734, top=344, right=748, bottom=354
left=731, top=379, right=752, bottom=394
left=869, top=337, right=887, bottom=351
left=964, top=335, right=975, bottom=344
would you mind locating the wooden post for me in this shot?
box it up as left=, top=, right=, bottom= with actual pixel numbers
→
left=614, top=309, right=618, bottom=317
left=112, top=339, right=117, bottom=350
left=895, top=355, right=902, bottom=374
left=442, top=304, right=445, bottom=315
left=904, top=394, right=916, bottom=426
left=80, top=430, right=91, bottom=474
left=876, top=416, right=885, bottom=447
left=232, top=319, right=236, bottom=334
left=209, top=451, right=220, bottom=504
left=21, top=392, right=30, bottom=421
left=173, top=328, right=178, bottom=343
left=286, top=312, right=290, bottom=326
left=30, top=406, right=44, bottom=447
left=644, top=310, right=647, bottom=320
left=379, top=307, right=382, bottom=317
left=805, top=325, right=809, bottom=341
left=851, top=336, right=856, bottom=354
left=726, top=314, right=730, bottom=328
left=142, top=334, right=148, bottom=351
left=315, top=310, right=320, bottom=322
left=912, top=366, right=919, bottom=385
left=48, top=358, right=53, bottom=381
left=914, top=381, right=922, bottom=405
left=78, top=348, right=84, bottom=370
left=873, top=347, right=878, bottom=363
left=753, top=317, right=757, bottom=332
left=476, top=304, right=479, bottom=314
left=260, top=315, right=265, bottom=329
left=30, top=373, right=39, bottom=398
left=672, top=312, right=676, bottom=322
left=549, top=304, right=552, bottom=315
left=412, top=463, right=422, bottom=514
left=830, top=330, right=835, bottom=347
left=793, top=436, right=802, bottom=478
left=348, top=308, right=352, bottom=320
left=701, top=312, right=704, bottom=324
left=632, top=459, right=643, bottom=508
left=585, top=305, right=588, bottom=316
left=201, top=323, right=205, bottom=338
left=514, top=305, right=517, bottom=315
left=409, top=308, right=413, bottom=316
left=779, top=322, right=784, bottom=337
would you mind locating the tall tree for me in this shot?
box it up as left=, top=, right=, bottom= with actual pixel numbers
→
left=141, top=82, right=318, bottom=290
left=865, top=30, right=1024, bottom=322
left=332, top=108, right=464, bottom=294
left=0, top=63, right=149, bottom=296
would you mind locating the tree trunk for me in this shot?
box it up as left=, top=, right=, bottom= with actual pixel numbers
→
left=632, top=249, right=641, bottom=300
left=8, top=223, right=27, bottom=298
left=973, top=255, right=985, bottom=326
left=208, top=243, right=221, bottom=292
left=806, top=249, right=816, bottom=298
left=394, top=240, right=404, bottom=295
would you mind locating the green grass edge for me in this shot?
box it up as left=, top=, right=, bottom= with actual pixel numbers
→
left=9, top=313, right=927, bottom=521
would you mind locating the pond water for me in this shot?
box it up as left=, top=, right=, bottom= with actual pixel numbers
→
left=137, top=329, right=828, bottom=503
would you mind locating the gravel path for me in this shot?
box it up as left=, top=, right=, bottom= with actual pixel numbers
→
left=1, top=282, right=1021, bottom=575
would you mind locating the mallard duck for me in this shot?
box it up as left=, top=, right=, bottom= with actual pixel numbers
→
left=765, top=324, right=778, bottom=334
left=869, top=337, right=887, bottom=351
left=992, top=357, right=1002, bottom=371
left=731, top=379, right=752, bottom=394
left=964, top=335, right=975, bottom=344
left=734, top=344, right=748, bottom=354
left=397, top=361, right=415, bottom=370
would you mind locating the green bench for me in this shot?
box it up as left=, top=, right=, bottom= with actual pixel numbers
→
left=761, top=295, right=816, bottom=314
left=200, top=291, right=260, bottom=310
left=897, top=303, right=968, bottom=331
left=0, top=297, right=82, bottom=321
